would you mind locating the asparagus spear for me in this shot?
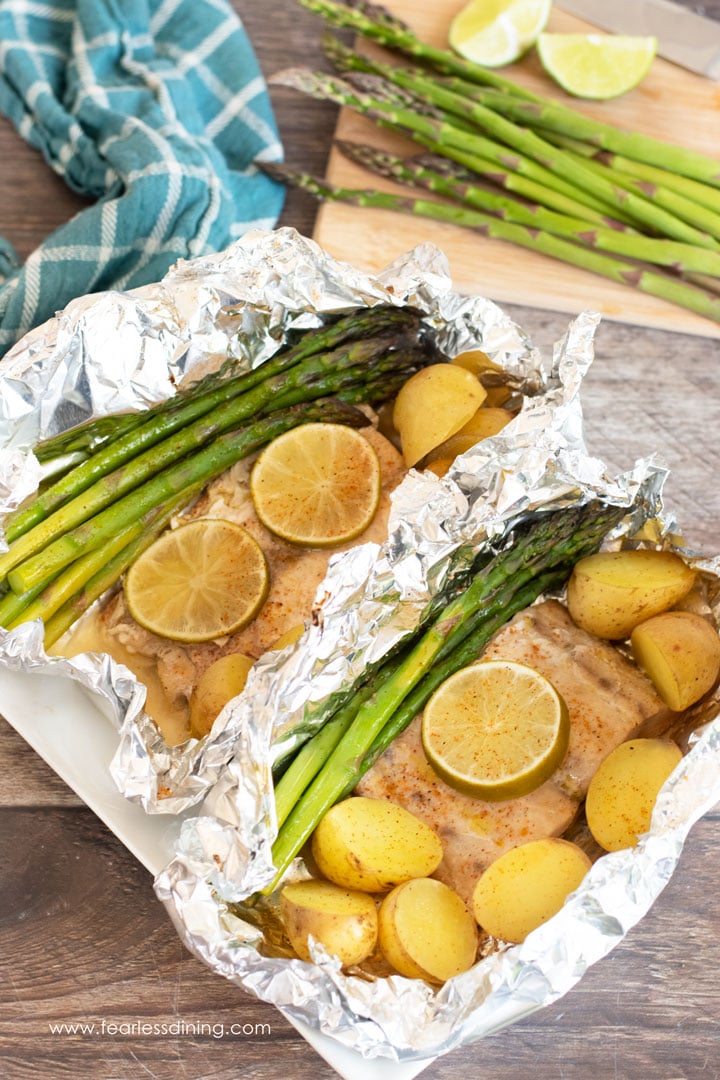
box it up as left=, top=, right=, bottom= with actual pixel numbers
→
left=295, top=0, right=720, bottom=188
left=337, top=143, right=720, bottom=278
left=5, top=397, right=373, bottom=596
left=262, top=165, right=720, bottom=325
left=10, top=305, right=421, bottom=540
left=0, top=336, right=427, bottom=583
left=264, top=500, right=624, bottom=892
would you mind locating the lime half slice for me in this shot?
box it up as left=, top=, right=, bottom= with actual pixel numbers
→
left=537, top=33, right=657, bottom=100
left=449, top=0, right=552, bottom=67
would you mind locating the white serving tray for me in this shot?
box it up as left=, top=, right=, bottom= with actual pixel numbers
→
left=0, top=662, right=433, bottom=1080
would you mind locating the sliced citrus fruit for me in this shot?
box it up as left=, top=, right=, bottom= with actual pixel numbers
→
left=124, top=519, right=269, bottom=643
left=449, top=0, right=552, bottom=67
left=537, top=33, right=657, bottom=100
left=250, top=423, right=381, bottom=547
left=421, top=659, right=569, bottom=800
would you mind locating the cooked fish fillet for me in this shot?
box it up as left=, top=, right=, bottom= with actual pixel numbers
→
left=357, top=598, right=672, bottom=904
left=71, top=424, right=406, bottom=742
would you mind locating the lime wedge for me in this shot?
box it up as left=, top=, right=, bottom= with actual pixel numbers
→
left=537, top=33, right=657, bottom=100
left=449, top=0, right=552, bottom=67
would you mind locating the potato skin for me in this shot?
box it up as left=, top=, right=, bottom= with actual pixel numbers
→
left=566, top=549, right=695, bottom=640
left=585, top=738, right=683, bottom=852
left=189, top=653, right=254, bottom=738
left=471, top=838, right=591, bottom=944
left=378, top=878, right=478, bottom=984
left=311, top=797, right=443, bottom=893
left=631, top=611, right=720, bottom=711
left=280, top=880, right=378, bottom=966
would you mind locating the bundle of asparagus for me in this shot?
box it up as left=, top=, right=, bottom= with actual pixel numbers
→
left=0, top=305, right=438, bottom=646
left=265, top=498, right=625, bottom=893
left=265, top=0, right=720, bottom=324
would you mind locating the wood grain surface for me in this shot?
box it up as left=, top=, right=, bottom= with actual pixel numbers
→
left=314, top=3, right=720, bottom=338
left=1, top=2, right=720, bottom=1079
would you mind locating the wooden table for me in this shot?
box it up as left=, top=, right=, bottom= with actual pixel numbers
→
left=1, top=3, right=720, bottom=1078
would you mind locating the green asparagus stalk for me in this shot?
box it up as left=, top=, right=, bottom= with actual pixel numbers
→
left=271, top=68, right=636, bottom=229
left=264, top=500, right=624, bottom=892
left=295, top=0, right=720, bottom=188
left=9, top=305, right=421, bottom=542
left=262, top=165, right=720, bottom=326
left=0, top=336, right=426, bottom=583
left=273, top=669, right=392, bottom=828
left=337, top=143, right=720, bottom=278
left=5, top=397, right=373, bottom=596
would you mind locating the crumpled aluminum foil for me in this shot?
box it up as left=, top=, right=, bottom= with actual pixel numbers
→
left=1, top=227, right=719, bottom=1065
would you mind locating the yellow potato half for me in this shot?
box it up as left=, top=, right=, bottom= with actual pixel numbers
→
left=280, top=880, right=378, bottom=966
left=270, top=623, right=305, bottom=652
left=189, top=653, right=254, bottom=739
left=456, top=407, right=515, bottom=440
left=631, top=611, right=720, bottom=711
left=471, top=838, right=592, bottom=944
left=451, top=351, right=512, bottom=406
left=566, top=549, right=695, bottom=639
left=378, top=878, right=478, bottom=984
left=311, top=797, right=443, bottom=892
left=422, top=408, right=516, bottom=476
left=392, top=364, right=486, bottom=467
left=585, top=738, right=683, bottom=852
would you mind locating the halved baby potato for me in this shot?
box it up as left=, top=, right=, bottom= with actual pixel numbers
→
left=631, top=610, right=720, bottom=711
left=393, top=364, right=486, bottom=467
left=471, top=838, right=591, bottom=944
left=378, top=877, right=478, bottom=983
left=189, top=653, right=254, bottom=739
left=566, top=549, right=695, bottom=640
left=280, top=880, right=378, bottom=965
left=451, top=349, right=512, bottom=406
left=585, top=737, right=683, bottom=852
left=311, top=796, right=443, bottom=892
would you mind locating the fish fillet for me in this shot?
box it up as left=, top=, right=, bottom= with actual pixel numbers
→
left=357, top=598, right=672, bottom=904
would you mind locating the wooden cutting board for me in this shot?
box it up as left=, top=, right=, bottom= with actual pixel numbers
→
left=313, top=3, right=720, bottom=338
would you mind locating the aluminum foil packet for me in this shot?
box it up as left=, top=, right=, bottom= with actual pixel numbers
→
left=1, top=227, right=719, bottom=1065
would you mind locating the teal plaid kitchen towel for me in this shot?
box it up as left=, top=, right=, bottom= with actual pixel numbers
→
left=0, top=0, right=284, bottom=358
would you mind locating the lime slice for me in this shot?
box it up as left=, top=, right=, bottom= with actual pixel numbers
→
left=124, top=519, right=269, bottom=643
left=449, top=0, right=552, bottom=67
left=421, top=659, right=569, bottom=800
left=250, top=423, right=381, bottom=547
left=537, top=33, right=657, bottom=100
